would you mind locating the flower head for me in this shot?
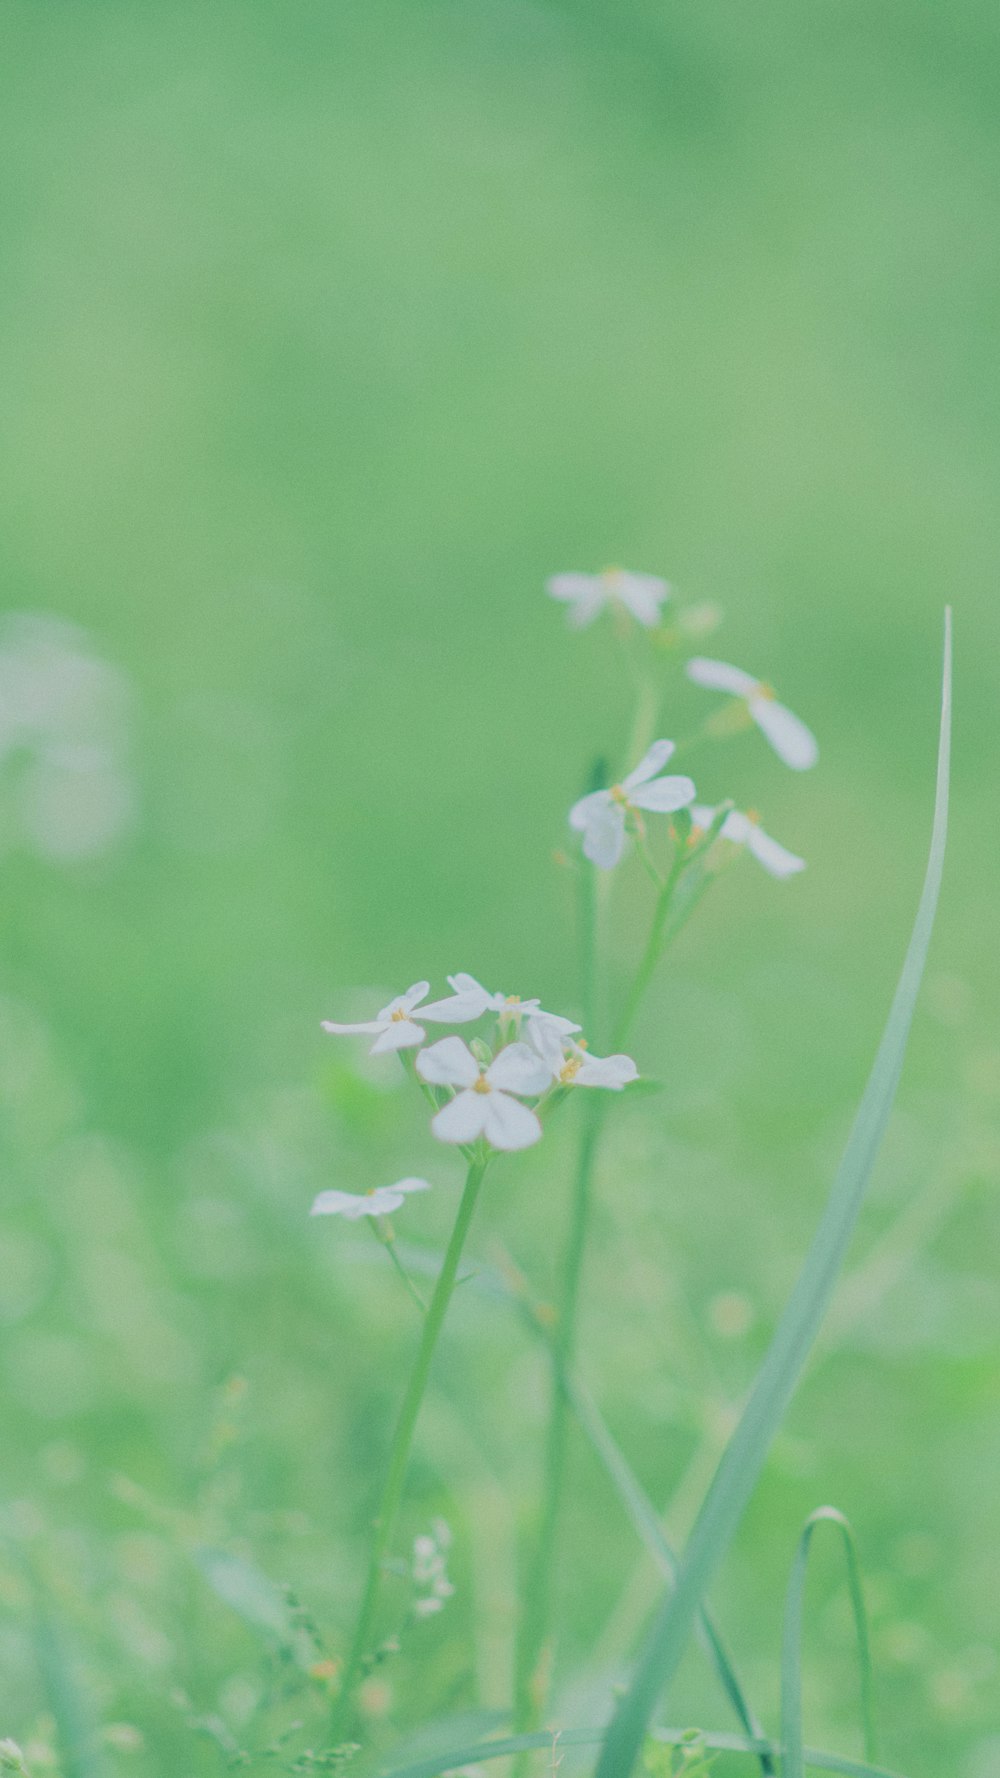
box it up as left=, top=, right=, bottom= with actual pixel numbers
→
left=569, top=740, right=696, bottom=869
left=685, top=657, right=818, bottom=771
left=417, top=1035, right=551, bottom=1151
left=529, top=1021, right=639, bottom=1091
left=691, top=804, right=805, bottom=879
left=322, top=980, right=480, bottom=1055
left=547, top=568, right=670, bottom=630
left=438, top=973, right=580, bottom=1039
left=310, top=1177, right=430, bottom=1220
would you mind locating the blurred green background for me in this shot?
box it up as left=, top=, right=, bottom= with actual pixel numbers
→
left=0, top=1, right=998, bottom=1772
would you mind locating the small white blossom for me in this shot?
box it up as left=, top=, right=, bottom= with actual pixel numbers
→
left=691, top=804, right=805, bottom=879
left=310, top=1177, right=430, bottom=1220
left=417, top=1036, right=551, bottom=1151
left=322, top=980, right=480, bottom=1055
left=531, top=1023, right=639, bottom=1091
left=547, top=568, right=670, bottom=630
left=438, top=973, right=580, bottom=1039
left=411, top=1522, right=455, bottom=1616
left=685, top=657, right=818, bottom=771
left=569, top=740, right=696, bottom=869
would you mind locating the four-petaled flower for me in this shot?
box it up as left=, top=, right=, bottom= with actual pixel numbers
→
left=547, top=568, right=670, bottom=630
left=569, top=740, right=696, bottom=869
left=310, top=1177, right=430, bottom=1220
left=685, top=658, right=818, bottom=771
left=417, top=1036, right=552, bottom=1151
left=691, top=804, right=805, bottom=879
left=529, top=1021, right=639, bottom=1091
left=439, top=973, right=580, bottom=1039
left=322, top=981, right=479, bottom=1055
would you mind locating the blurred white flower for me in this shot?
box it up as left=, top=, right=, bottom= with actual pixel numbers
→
left=547, top=568, right=670, bottom=629
left=310, top=1177, right=430, bottom=1220
left=569, top=740, right=696, bottom=869
left=0, top=613, right=135, bottom=860
left=440, top=973, right=580, bottom=1039
left=691, top=804, right=805, bottom=879
left=685, top=657, right=818, bottom=770
left=417, top=1036, right=550, bottom=1150
left=529, top=1022, right=639, bottom=1091
left=322, top=981, right=480, bottom=1055
left=412, top=1521, right=455, bottom=1614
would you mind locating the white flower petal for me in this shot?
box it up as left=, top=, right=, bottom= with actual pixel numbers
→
left=483, top=1091, right=542, bottom=1151
left=616, top=572, right=670, bottom=627
left=370, top=1018, right=425, bottom=1054
left=416, top=1035, right=481, bottom=1088
left=447, top=972, right=488, bottom=998
left=628, top=773, right=697, bottom=814
left=747, top=826, right=806, bottom=878
left=685, top=657, right=759, bottom=697
left=525, top=1007, right=581, bottom=1036
left=392, top=1177, right=432, bottom=1197
left=690, top=803, right=717, bottom=832
left=719, top=810, right=753, bottom=844
left=369, top=1189, right=405, bottom=1214
left=420, top=990, right=488, bottom=1024
left=749, top=697, right=818, bottom=771
left=310, top=1190, right=367, bottom=1218
left=581, top=800, right=626, bottom=869
left=527, top=1019, right=565, bottom=1077
left=486, top=1042, right=552, bottom=1096
left=321, top=1019, right=385, bottom=1036
left=575, top=1052, right=639, bottom=1089
left=569, top=788, right=611, bottom=832
left=401, top=980, right=431, bottom=1013
left=622, top=738, right=676, bottom=789
left=431, top=1089, right=489, bottom=1144
left=546, top=572, right=597, bottom=603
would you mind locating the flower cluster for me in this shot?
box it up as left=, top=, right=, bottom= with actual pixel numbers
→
left=316, top=973, right=640, bottom=1218
left=411, top=1520, right=455, bottom=1618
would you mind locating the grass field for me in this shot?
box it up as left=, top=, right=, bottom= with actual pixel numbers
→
left=0, top=4, right=998, bottom=1774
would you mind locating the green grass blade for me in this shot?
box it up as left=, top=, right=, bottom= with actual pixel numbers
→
left=377, top=1724, right=910, bottom=1778
left=781, top=1508, right=877, bottom=1778
left=565, top=1371, right=774, bottom=1774
left=595, top=612, right=952, bottom=1778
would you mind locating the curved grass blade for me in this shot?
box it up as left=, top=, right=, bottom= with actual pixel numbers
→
left=377, top=1723, right=909, bottom=1778
left=595, top=612, right=951, bottom=1778
left=782, top=1508, right=877, bottom=1778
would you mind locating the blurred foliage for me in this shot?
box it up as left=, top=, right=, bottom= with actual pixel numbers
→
left=0, top=2, right=998, bottom=1774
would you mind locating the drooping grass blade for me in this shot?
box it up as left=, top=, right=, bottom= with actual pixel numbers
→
left=377, top=1723, right=909, bottom=1778
left=595, top=612, right=951, bottom=1778
left=781, top=1508, right=877, bottom=1778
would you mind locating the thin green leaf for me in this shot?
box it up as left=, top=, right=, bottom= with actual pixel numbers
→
left=376, top=1723, right=910, bottom=1778
left=596, top=612, right=951, bottom=1778
left=33, top=1608, right=109, bottom=1778
left=781, top=1508, right=877, bottom=1778
left=192, top=1546, right=296, bottom=1646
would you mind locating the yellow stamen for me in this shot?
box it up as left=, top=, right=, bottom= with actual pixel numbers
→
left=610, top=784, right=628, bottom=805
left=390, top=1007, right=409, bottom=1022
left=559, top=1056, right=583, bottom=1085
left=472, top=1074, right=492, bottom=1095
left=756, top=681, right=776, bottom=701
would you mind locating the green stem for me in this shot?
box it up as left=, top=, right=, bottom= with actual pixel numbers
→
left=381, top=1229, right=428, bottom=1316
left=333, top=1156, right=489, bottom=1737
left=612, top=844, right=688, bottom=1049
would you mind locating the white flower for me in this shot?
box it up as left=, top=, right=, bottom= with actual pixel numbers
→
left=529, top=1021, right=639, bottom=1091
left=439, top=973, right=581, bottom=1038
left=416, top=1036, right=551, bottom=1151
left=691, top=804, right=805, bottom=879
left=685, top=658, right=818, bottom=771
left=310, top=1177, right=430, bottom=1220
left=547, top=568, right=670, bottom=630
left=321, top=980, right=480, bottom=1055
left=569, top=740, right=696, bottom=869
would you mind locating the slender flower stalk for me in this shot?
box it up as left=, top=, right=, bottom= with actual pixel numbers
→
left=332, top=1155, right=489, bottom=1737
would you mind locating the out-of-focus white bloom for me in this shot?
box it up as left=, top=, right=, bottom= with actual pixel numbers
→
left=310, top=1177, right=430, bottom=1220
left=417, top=1036, right=550, bottom=1151
left=0, top=613, right=135, bottom=860
left=439, top=973, right=580, bottom=1039
left=691, top=804, right=805, bottom=879
left=569, top=740, right=696, bottom=869
left=322, top=981, right=480, bottom=1055
left=411, top=1520, right=454, bottom=1617
left=685, top=657, right=818, bottom=770
left=547, top=568, right=670, bottom=630
left=529, top=1021, right=639, bottom=1091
